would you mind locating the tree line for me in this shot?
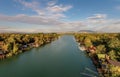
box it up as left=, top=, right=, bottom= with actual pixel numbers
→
left=75, top=33, right=120, bottom=77
left=0, top=33, right=59, bottom=59
left=75, top=33, right=120, bottom=61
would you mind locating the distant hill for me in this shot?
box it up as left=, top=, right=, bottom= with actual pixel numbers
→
left=78, top=30, right=95, bottom=33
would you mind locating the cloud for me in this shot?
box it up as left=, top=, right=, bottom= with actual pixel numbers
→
left=16, top=0, right=45, bottom=15
left=15, top=0, right=72, bottom=19
left=1, top=13, right=120, bottom=32
left=96, top=24, right=120, bottom=33
left=0, top=14, right=63, bottom=26
left=47, top=1, right=56, bottom=6
left=82, top=14, right=120, bottom=32
left=92, top=19, right=120, bottom=32
left=47, top=5, right=72, bottom=13
left=18, top=0, right=39, bottom=9
left=87, top=14, right=107, bottom=20
left=0, top=0, right=77, bottom=32
left=86, top=14, right=107, bottom=25
left=0, top=14, right=86, bottom=32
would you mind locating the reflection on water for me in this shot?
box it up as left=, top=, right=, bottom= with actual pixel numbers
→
left=0, top=35, right=98, bottom=77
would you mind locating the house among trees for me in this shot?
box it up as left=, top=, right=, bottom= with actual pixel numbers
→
left=88, top=46, right=96, bottom=54
left=19, top=45, right=28, bottom=50
left=27, top=43, right=34, bottom=47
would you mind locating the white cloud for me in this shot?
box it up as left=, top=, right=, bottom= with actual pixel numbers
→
left=17, top=0, right=39, bottom=9
left=0, top=14, right=86, bottom=32
left=79, top=14, right=120, bottom=32
left=15, top=0, right=72, bottom=19
left=86, top=14, right=107, bottom=25
left=90, top=18, right=120, bottom=32
left=0, top=0, right=78, bottom=32
left=0, top=14, right=63, bottom=26
left=87, top=14, right=107, bottom=20
left=47, top=5, right=72, bottom=13
left=1, top=13, right=120, bottom=32
left=96, top=24, right=120, bottom=33
left=16, top=0, right=45, bottom=16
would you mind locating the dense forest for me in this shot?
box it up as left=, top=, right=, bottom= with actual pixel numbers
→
left=75, top=33, right=120, bottom=77
left=0, top=33, right=59, bottom=59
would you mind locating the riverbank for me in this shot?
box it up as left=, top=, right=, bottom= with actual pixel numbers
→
left=77, top=42, right=120, bottom=77
left=77, top=42, right=100, bottom=76
left=0, top=33, right=59, bottom=60
left=74, top=33, right=120, bottom=77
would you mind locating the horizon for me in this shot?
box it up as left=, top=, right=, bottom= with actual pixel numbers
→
left=0, top=0, right=120, bottom=33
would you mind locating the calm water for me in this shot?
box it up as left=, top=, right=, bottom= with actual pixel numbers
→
left=0, top=35, right=98, bottom=77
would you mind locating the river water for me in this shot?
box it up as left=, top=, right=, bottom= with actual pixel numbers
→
left=0, top=35, right=98, bottom=77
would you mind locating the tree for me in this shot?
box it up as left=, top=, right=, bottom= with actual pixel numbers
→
left=22, top=35, right=30, bottom=44
left=96, top=45, right=106, bottom=54
left=84, top=37, right=93, bottom=47
left=108, top=50, right=116, bottom=60
left=108, top=38, right=120, bottom=49
left=13, top=42, right=19, bottom=54
left=2, top=43, right=13, bottom=53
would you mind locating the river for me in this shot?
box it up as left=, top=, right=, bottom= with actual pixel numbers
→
left=0, top=35, right=98, bottom=77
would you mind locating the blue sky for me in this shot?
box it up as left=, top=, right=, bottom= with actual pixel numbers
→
left=0, top=0, right=120, bottom=32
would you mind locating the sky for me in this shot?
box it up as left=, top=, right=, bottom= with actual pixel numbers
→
left=0, top=0, right=120, bottom=33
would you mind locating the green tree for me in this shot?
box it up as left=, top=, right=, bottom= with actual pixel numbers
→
left=108, top=50, right=116, bottom=60
left=13, top=42, right=19, bottom=54
left=108, top=38, right=120, bottom=49
left=96, top=45, right=106, bottom=53
left=84, top=37, right=93, bottom=47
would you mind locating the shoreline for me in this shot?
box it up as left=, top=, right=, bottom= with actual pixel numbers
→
left=77, top=42, right=102, bottom=77
left=0, top=33, right=59, bottom=60
left=0, top=40, right=54, bottom=60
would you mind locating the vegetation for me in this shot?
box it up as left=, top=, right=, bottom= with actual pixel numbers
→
left=0, top=33, right=59, bottom=59
left=75, top=33, right=120, bottom=77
